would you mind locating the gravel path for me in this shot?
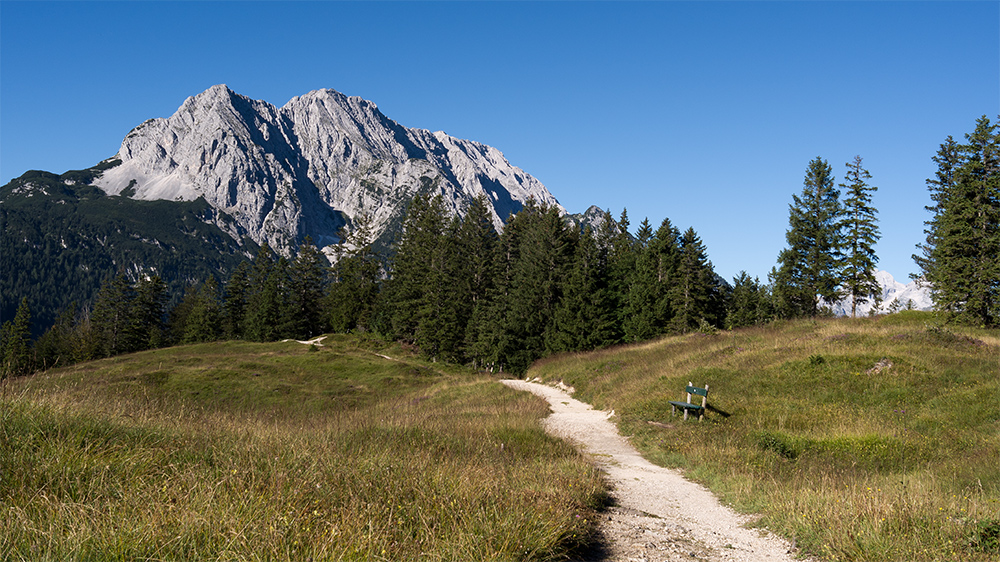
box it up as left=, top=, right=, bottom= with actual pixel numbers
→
left=501, top=380, right=807, bottom=562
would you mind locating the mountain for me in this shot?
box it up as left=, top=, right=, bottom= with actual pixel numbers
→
left=1, top=85, right=565, bottom=331
left=827, top=270, right=934, bottom=317
left=92, top=84, right=562, bottom=255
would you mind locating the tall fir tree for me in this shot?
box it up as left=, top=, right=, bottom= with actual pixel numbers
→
left=416, top=217, right=467, bottom=361
left=245, top=265, right=285, bottom=342
left=243, top=247, right=288, bottom=342
left=182, top=276, right=222, bottom=343
left=35, top=302, right=78, bottom=370
left=839, top=155, right=881, bottom=318
left=89, top=273, right=137, bottom=357
left=914, top=136, right=961, bottom=281
left=288, top=237, right=328, bottom=339
left=474, top=200, right=574, bottom=374
left=381, top=193, right=449, bottom=343
left=1, top=297, right=33, bottom=377
left=915, top=116, right=1000, bottom=326
left=551, top=225, right=619, bottom=351
left=772, top=157, right=844, bottom=317
left=725, top=272, right=772, bottom=329
left=222, top=261, right=251, bottom=339
left=623, top=217, right=680, bottom=341
left=458, top=197, right=500, bottom=359
left=327, top=213, right=381, bottom=333
left=129, top=275, right=168, bottom=350
left=668, top=227, right=718, bottom=332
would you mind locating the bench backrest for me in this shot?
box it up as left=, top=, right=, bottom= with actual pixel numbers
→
left=684, top=381, right=709, bottom=421
left=686, top=385, right=709, bottom=398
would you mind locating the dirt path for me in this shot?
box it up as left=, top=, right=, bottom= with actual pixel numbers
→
left=501, top=379, right=806, bottom=562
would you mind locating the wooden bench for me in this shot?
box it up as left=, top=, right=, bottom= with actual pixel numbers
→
left=669, top=382, right=709, bottom=421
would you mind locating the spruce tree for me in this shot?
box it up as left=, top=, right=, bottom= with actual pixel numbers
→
left=35, top=302, right=78, bottom=370
left=382, top=193, right=449, bottom=343
left=726, top=272, right=772, bottom=329
left=1, top=297, right=33, bottom=377
left=327, top=214, right=381, bottom=333
left=183, top=277, right=222, bottom=343
left=458, top=197, right=499, bottom=359
left=839, top=155, right=881, bottom=318
left=623, top=217, right=680, bottom=341
left=668, top=227, right=717, bottom=332
left=772, top=157, right=844, bottom=317
left=130, top=275, right=168, bottom=350
left=417, top=217, right=466, bottom=361
left=916, top=116, right=1000, bottom=326
left=246, top=267, right=284, bottom=342
left=551, top=225, right=618, bottom=351
left=90, top=273, right=137, bottom=357
left=288, top=237, right=328, bottom=339
left=222, top=261, right=251, bottom=339
left=474, top=201, right=574, bottom=373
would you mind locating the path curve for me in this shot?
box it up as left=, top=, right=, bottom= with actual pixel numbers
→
left=501, top=379, right=806, bottom=562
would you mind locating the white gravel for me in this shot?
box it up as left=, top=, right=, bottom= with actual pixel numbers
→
left=501, top=379, right=809, bottom=562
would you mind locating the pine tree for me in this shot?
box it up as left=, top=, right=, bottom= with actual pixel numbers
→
left=382, top=193, right=449, bottom=343
left=726, top=272, right=772, bottom=329
left=288, top=237, right=328, bottom=339
left=222, top=261, right=251, bottom=339
left=90, top=273, right=137, bottom=357
left=130, top=275, right=168, bottom=350
left=668, top=227, right=717, bottom=332
left=35, top=302, right=78, bottom=370
left=183, top=276, right=222, bottom=343
left=551, top=225, right=618, bottom=351
left=916, top=116, right=1000, bottom=326
left=1, top=297, right=33, bottom=377
left=623, top=217, right=680, bottom=341
left=839, top=155, right=881, bottom=318
left=772, top=157, right=844, bottom=317
left=459, top=197, right=499, bottom=359
left=327, top=214, right=381, bottom=333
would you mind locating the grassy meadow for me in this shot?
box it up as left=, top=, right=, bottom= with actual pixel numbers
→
left=529, top=311, right=1000, bottom=562
left=0, top=335, right=605, bottom=561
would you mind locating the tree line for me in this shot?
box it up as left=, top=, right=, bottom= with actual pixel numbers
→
left=3, top=115, right=996, bottom=378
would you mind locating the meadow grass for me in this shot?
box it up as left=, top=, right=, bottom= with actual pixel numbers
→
left=529, top=311, right=1000, bottom=562
left=1, top=335, right=606, bottom=561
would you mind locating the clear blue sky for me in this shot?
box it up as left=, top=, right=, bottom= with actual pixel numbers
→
left=2, top=1, right=997, bottom=283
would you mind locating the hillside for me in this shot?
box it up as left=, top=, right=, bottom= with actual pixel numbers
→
left=3, top=312, right=997, bottom=561
left=528, top=311, right=999, bottom=562
left=0, top=335, right=604, bottom=560
left=0, top=165, right=255, bottom=334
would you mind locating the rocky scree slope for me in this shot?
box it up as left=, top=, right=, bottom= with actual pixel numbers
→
left=93, top=84, right=562, bottom=255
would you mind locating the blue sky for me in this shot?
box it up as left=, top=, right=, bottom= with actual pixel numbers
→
left=2, top=1, right=997, bottom=283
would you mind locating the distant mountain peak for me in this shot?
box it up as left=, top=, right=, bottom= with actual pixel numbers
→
left=827, top=270, right=934, bottom=316
left=92, top=85, right=561, bottom=255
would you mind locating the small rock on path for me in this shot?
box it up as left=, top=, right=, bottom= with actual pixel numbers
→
left=501, top=380, right=807, bottom=562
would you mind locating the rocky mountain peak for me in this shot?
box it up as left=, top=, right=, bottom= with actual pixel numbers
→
left=93, top=85, right=561, bottom=256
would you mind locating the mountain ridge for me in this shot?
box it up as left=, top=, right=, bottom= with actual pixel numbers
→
left=93, top=84, right=562, bottom=255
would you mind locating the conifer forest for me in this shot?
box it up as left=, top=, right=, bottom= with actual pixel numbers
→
left=2, top=116, right=998, bottom=378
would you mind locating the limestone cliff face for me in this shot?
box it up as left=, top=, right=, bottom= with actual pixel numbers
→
left=94, top=85, right=561, bottom=254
